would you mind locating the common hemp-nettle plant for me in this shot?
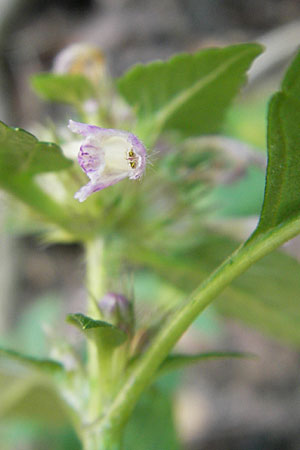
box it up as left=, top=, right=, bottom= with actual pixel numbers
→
left=1, top=42, right=300, bottom=449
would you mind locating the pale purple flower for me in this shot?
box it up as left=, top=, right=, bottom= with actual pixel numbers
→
left=68, top=120, right=147, bottom=202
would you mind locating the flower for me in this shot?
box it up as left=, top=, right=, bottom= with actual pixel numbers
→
left=68, top=120, right=147, bottom=202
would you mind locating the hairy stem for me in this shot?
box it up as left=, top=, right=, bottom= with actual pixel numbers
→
left=83, top=238, right=125, bottom=448
left=85, top=238, right=106, bottom=420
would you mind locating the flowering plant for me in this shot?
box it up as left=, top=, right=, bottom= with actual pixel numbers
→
left=1, top=42, right=300, bottom=449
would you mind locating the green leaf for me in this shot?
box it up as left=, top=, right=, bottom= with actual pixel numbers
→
left=66, top=313, right=127, bottom=347
left=118, top=43, right=263, bottom=143
left=31, top=73, right=95, bottom=106
left=0, top=122, right=79, bottom=233
left=0, top=121, right=72, bottom=176
left=126, top=49, right=300, bottom=346
left=158, top=351, right=256, bottom=377
left=255, top=50, right=300, bottom=234
left=0, top=346, right=64, bottom=376
left=129, top=51, right=300, bottom=347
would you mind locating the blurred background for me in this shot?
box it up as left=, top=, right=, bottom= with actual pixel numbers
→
left=1, top=1, right=300, bottom=449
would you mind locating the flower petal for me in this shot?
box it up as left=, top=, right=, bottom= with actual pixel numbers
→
left=68, top=120, right=102, bottom=137
left=74, top=172, right=128, bottom=202
left=68, top=120, right=128, bottom=140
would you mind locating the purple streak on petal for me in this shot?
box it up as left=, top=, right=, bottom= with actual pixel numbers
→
left=78, top=143, right=104, bottom=176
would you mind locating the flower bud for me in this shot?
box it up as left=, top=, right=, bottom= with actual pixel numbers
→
left=98, top=292, right=134, bottom=335
left=53, top=43, right=107, bottom=86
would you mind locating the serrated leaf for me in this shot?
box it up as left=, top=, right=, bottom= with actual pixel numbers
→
left=254, top=50, right=300, bottom=235
left=31, top=73, right=95, bottom=106
left=0, top=346, right=64, bottom=376
left=118, top=43, right=263, bottom=143
left=178, top=51, right=300, bottom=348
left=0, top=121, right=72, bottom=176
left=158, top=351, right=255, bottom=377
left=66, top=313, right=127, bottom=347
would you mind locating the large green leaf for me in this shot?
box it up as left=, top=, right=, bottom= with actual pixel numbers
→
left=66, top=313, right=127, bottom=348
left=125, top=50, right=300, bottom=348
left=0, top=121, right=72, bottom=176
left=118, top=43, right=263, bottom=143
left=31, top=73, right=95, bottom=106
left=255, top=50, right=300, bottom=234
left=212, top=50, right=300, bottom=341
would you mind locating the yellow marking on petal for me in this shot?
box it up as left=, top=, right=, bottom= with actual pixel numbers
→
left=130, top=161, right=136, bottom=169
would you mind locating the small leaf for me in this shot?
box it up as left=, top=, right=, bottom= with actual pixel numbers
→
left=0, top=346, right=64, bottom=376
left=31, top=73, right=95, bottom=105
left=254, top=49, right=300, bottom=235
left=66, top=313, right=127, bottom=347
left=158, top=351, right=256, bottom=377
left=118, top=43, right=263, bottom=142
left=0, top=121, right=72, bottom=176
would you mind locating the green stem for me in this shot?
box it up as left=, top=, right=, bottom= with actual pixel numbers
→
left=85, top=238, right=106, bottom=420
left=86, top=238, right=106, bottom=317
left=82, top=427, right=123, bottom=450
left=100, top=215, right=300, bottom=431
left=84, top=238, right=124, bottom=450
